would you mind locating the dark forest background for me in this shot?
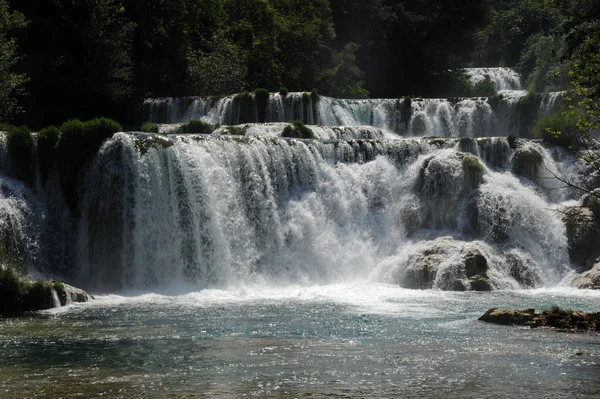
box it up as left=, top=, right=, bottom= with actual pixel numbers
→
left=0, top=0, right=598, bottom=129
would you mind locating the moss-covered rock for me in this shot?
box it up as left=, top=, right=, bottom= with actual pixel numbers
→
left=0, top=268, right=91, bottom=315
left=562, top=206, right=600, bottom=268
left=6, top=125, right=34, bottom=184
left=178, top=119, right=216, bottom=134
left=282, top=120, right=315, bottom=139
left=480, top=307, right=600, bottom=331
left=469, top=274, right=492, bottom=291
left=512, top=144, right=543, bottom=180
left=37, top=126, right=60, bottom=184
left=254, top=88, right=270, bottom=123
left=462, top=155, right=484, bottom=190
left=140, top=122, right=159, bottom=133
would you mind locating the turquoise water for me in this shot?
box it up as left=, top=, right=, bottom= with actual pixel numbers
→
left=1, top=284, right=600, bottom=398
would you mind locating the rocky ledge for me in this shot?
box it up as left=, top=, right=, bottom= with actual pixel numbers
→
left=479, top=308, right=600, bottom=332
left=0, top=269, right=92, bottom=315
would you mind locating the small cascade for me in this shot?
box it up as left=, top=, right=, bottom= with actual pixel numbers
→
left=50, top=288, right=61, bottom=308
left=538, top=91, right=564, bottom=117
left=464, top=67, right=523, bottom=91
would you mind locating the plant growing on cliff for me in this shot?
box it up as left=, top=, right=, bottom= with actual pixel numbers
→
left=178, top=120, right=215, bottom=134
left=6, top=124, right=33, bottom=183
left=37, top=125, right=60, bottom=183
left=140, top=122, right=159, bottom=133
left=282, top=120, right=314, bottom=139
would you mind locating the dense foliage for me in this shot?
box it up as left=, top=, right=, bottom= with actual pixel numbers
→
left=0, top=0, right=596, bottom=132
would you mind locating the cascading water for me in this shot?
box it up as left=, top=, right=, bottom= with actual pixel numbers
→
left=66, top=132, right=575, bottom=292
left=464, top=67, right=523, bottom=91
left=142, top=68, right=562, bottom=138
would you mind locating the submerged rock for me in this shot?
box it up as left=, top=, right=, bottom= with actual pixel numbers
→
left=479, top=307, right=600, bottom=331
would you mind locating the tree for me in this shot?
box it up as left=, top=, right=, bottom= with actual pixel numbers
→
left=0, top=0, right=27, bottom=122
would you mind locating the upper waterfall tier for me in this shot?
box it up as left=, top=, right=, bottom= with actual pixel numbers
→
left=464, top=67, right=523, bottom=91
left=143, top=91, right=563, bottom=138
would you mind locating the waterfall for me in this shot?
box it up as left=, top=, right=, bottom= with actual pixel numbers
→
left=66, top=132, right=573, bottom=292
left=464, top=67, right=523, bottom=91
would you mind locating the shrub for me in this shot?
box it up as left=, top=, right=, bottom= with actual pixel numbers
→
left=507, top=133, right=518, bottom=149
left=6, top=125, right=34, bottom=183
left=85, top=117, right=122, bottom=149
left=0, top=267, right=25, bottom=314
left=302, top=92, right=310, bottom=103
left=37, top=126, right=60, bottom=184
left=178, top=120, right=216, bottom=134
left=281, top=120, right=315, bottom=139
left=57, top=118, right=121, bottom=209
left=254, top=88, right=270, bottom=103
left=532, top=107, right=579, bottom=149
left=473, top=78, right=497, bottom=97
left=279, top=87, right=289, bottom=96
left=140, top=122, right=159, bottom=133
left=235, top=91, right=253, bottom=103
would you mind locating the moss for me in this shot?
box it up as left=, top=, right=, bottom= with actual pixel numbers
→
left=140, top=122, right=159, bottom=133
left=507, top=133, right=518, bottom=150
left=279, top=87, right=288, bottom=96
left=23, top=281, right=54, bottom=310
left=235, top=91, right=253, bottom=103
left=0, top=267, right=26, bottom=314
left=6, top=125, right=34, bottom=184
left=302, top=92, right=310, bottom=104
left=225, top=125, right=249, bottom=135
left=282, top=120, right=315, bottom=139
left=462, top=155, right=484, bottom=189
left=178, top=120, right=216, bottom=134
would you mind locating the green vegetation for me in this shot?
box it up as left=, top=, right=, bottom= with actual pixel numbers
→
left=282, top=120, right=315, bottom=139
left=472, top=78, right=497, bottom=97
left=57, top=117, right=122, bottom=208
left=178, top=120, right=216, bottom=134
left=279, top=87, right=288, bottom=96
left=140, top=122, right=159, bottom=133
left=533, top=107, right=580, bottom=149
left=6, top=124, right=33, bottom=183
left=37, top=125, right=60, bottom=183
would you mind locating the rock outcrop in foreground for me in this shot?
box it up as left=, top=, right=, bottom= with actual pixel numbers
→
left=479, top=308, right=600, bottom=331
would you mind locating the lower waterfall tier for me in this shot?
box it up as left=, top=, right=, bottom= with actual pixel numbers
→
left=0, top=133, right=590, bottom=292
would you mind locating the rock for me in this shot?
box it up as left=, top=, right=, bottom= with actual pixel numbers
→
left=582, top=189, right=600, bottom=216
left=505, top=252, right=542, bottom=288
left=479, top=307, right=600, bottom=331
left=478, top=308, right=536, bottom=326
left=469, top=274, right=492, bottom=291
left=571, top=259, right=600, bottom=289
left=399, top=237, right=497, bottom=291
left=512, top=144, right=543, bottom=180
left=563, top=206, right=600, bottom=268
left=465, top=251, right=488, bottom=278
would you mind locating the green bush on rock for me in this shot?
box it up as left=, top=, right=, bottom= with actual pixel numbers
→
left=178, top=120, right=216, bottom=134
left=57, top=118, right=122, bottom=208
left=507, top=133, right=518, bottom=149
left=6, top=125, right=34, bottom=184
left=473, top=77, right=497, bottom=97
left=140, top=122, right=159, bottom=133
left=37, top=126, right=60, bottom=183
left=279, top=87, right=288, bottom=96
left=533, top=107, right=580, bottom=149
left=282, top=120, right=315, bottom=139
